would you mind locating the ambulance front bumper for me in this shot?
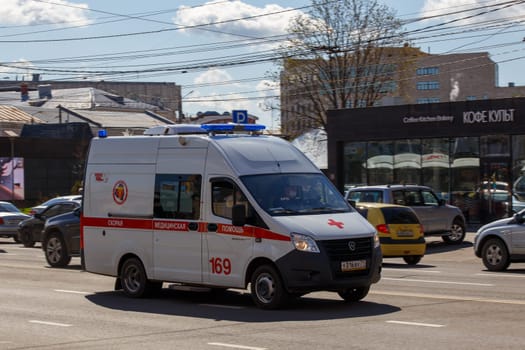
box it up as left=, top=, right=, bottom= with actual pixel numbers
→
left=275, top=238, right=382, bottom=293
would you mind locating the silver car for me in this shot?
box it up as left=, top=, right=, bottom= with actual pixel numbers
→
left=473, top=211, right=525, bottom=271
left=345, top=185, right=466, bottom=244
left=0, top=201, right=31, bottom=242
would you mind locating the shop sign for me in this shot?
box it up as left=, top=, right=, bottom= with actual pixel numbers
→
left=462, top=109, right=515, bottom=124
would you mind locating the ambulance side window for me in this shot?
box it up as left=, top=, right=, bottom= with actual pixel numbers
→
left=211, top=179, right=268, bottom=228
left=211, top=180, right=247, bottom=219
left=154, top=174, right=201, bottom=220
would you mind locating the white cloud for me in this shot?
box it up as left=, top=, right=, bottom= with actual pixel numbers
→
left=194, top=68, right=233, bottom=85
left=0, top=0, right=90, bottom=26
left=187, top=69, right=279, bottom=129
left=421, top=0, right=525, bottom=24
left=174, top=1, right=302, bottom=38
left=256, top=79, right=279, bottom=97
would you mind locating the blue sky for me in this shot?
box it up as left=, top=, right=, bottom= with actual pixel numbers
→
left=1, top=0, right=525, bottom=130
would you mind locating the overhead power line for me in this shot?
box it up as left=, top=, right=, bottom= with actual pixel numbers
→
left=2, top=0, right=525, bottom=107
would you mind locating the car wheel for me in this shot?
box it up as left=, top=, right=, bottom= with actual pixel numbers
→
left=44, top=232, right=71, bottom=267
left=250, top=265, right=289, bottom=309
left=442, top=219, right=466, bottom=244
left=337, top=286, right=370, bottom=302
left=13, top=234, right=21, bottom=243
left=481, top=238, right=510, bottom=271
left=403, top=255, right=422, bottom=265
left=120, top=257, right=161, bottom=298
left=20, top=229, right=35, bottom=248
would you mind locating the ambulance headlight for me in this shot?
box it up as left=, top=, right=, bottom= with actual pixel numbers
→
left=291, top=233, right=320, bottom=253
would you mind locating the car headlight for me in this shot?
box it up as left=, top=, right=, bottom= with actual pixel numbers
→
left=373, top=232, right=380, bottom=248
left=291, top=233, right=320, bottom=253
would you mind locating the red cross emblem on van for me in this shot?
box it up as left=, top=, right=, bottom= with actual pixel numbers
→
left=328, top=219, right=344, bottom=229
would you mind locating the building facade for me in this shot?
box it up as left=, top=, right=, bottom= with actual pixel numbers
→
left=0, top=79, right=182, bottom=121
left=281, top=48, right=525, bottom=139
left=327, top=97, right=525, bottom=224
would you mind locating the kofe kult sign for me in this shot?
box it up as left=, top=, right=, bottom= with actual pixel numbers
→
left=327, top=97, right=525, bottom=141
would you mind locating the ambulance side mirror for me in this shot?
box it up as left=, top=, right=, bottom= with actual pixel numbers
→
left=232, top=204, right=247, bottom=227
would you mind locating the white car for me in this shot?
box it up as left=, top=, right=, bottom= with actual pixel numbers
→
left=474, top=212, right=525, bottom=271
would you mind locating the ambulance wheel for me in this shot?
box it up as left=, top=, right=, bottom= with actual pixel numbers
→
left=44, top=232, right=71, bottom=267
left=120, top=257, right=151, bottom=298
left=250, top=265, right=289, bottom=310
left=337, top=286, right=370, bottom=302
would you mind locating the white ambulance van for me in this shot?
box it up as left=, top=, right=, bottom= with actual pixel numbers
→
left=81, top=123, right=382, bottom=309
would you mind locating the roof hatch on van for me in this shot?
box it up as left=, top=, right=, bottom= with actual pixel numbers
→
left=144, top=124, right=208, bottom=135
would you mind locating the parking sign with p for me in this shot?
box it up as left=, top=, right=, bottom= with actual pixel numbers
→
left=232, top=110, right=248, bottom=124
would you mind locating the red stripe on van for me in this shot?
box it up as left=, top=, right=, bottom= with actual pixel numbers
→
left=254, top=227, right=291, bottom=242
left=82, top=217, right=152, bottom=230
left=82, top=217, right=291, bottom=242
left=215, top=224, right=290, bottom=241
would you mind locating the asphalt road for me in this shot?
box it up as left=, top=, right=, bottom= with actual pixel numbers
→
left=1, top=232, right=525, bottom=350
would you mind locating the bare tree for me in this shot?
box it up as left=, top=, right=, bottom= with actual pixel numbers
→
left=278, top=0, right=410, bottom=138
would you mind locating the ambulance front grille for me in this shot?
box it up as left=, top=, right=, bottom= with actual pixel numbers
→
left=319, top=237, right=372, bottom=279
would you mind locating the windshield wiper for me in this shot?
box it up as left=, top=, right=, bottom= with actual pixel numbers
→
left=310, top=207, right=350, bottom=213
left=269, top=207, right=301, bottom=214
left=309, top=207, right=334, bottom=213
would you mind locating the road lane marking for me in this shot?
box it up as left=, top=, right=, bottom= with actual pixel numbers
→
left=29, top=320, right=72, bottom=327
left=386, top=320, right=444, bottom=328
left=476, top=273, right=525, bottom=279
left=54, top=289, right=90, bottom=294
left=383, top=277, right=493, bottom=286
left=200, top=304, right=245, bottom=310
left=383, top=268, right=441, bottom=273
left=372, top=290, right=525, bottom=305
left=208, top=342, right=267, bottom=350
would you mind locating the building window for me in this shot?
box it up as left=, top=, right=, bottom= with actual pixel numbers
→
left=466, top=96, right=476, bottom=101
left=343, top=142, right=367, bottom=187
left=367, top=141, right=394, bottom=185
left=416, top=97, right=441, bottom=104
left=416, top=67, right=439, bottom=75
left=422, top=138, right=450, bottom=193
left=394, top=140, right=421, bottom=184
left=379, top=81, right=397, bottom=93
left=416, top=81, right=440, bottom=90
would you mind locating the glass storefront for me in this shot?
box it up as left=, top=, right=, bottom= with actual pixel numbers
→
left=343, top=134, right=525, bottom=224
left=512, top=135, right=525, bottom=201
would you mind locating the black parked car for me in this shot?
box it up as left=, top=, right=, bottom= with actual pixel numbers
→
left=18, top=200, right=80, bottom=247
left=41, top=207, right=81, bottom=267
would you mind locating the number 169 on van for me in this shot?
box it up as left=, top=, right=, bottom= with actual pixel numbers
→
left=209, top=257, right=232, bottom=275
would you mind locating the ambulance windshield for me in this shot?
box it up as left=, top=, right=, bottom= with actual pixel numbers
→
left=241, top=173, right=352, bottom=216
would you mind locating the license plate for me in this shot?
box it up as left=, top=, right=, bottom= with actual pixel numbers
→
left=397, top=230, right=414, bottom=237
left=341, top=260, right=367, bottom=272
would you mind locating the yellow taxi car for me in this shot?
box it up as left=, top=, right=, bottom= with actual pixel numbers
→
left=354, top=202, right=426, bottom=265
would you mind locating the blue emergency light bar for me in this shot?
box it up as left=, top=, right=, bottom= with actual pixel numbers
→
left=98, top=130, right=107, bottom=138
left=201, top=123, right=266, bottom=132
